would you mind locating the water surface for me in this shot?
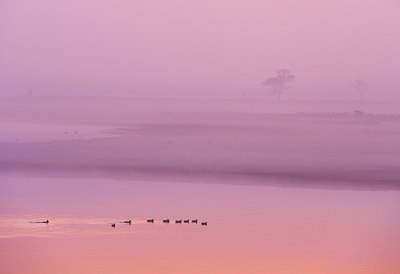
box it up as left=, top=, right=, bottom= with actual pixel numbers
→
left=1, top=176, right=399, bottom=273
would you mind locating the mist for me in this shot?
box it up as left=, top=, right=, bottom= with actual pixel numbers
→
left=2, top=2, right=400, bottom=273
left=1, top=0, right=399, bottom=101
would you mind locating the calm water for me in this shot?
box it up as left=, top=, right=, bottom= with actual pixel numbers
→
left=1, top=176, right=400, bottom=273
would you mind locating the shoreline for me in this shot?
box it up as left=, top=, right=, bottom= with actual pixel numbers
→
left=2, top=161, right=399, bottom=191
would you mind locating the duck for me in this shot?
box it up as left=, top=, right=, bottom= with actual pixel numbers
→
left=175, top=220, right=182, bottom=224
left=162, top=219, right=170, bottom=223
left=32, top=220, right=49, bottom=224
left=183, top=219, right=190, bottom=223
left=201, top=222, right=208, bottom=226
left=111, top=223, right=116, bottom=228
left=120, top=220, right=132, bottom=225
left=191, top=219, right=198, bottom=224
left=147, top=219, right=155, bottom=223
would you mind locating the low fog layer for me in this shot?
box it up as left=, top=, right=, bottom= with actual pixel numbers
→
left=1, top=97, right=399, bottom=190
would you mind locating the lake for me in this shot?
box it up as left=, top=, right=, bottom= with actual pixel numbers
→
left=1, top=176, right=399, bottom=273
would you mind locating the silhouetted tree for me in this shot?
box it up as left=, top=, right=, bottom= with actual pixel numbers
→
left=263, top=69, right=295, bottom=100
left=351, top=79, right=368, bottom=100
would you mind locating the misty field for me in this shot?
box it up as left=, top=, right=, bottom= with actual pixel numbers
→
left=1, top=97, right=399, bottom=189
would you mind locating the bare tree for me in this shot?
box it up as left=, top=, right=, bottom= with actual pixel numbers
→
left=351, top=79, right=368, bottom=100
left=262, top=69, right=295, bottom=100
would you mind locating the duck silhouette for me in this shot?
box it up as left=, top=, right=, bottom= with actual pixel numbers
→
left=175, top=220, right=182, bottom=224
left=201, top=222, right=208, bottom=226
left=184, top=219, right=190, bottom=223
left=163, top=219, right=170, bottom=223
left=31, top=220, right=49, bottom=224
left=147, top=219, right=155, bottom=223
left=111, top=223, right=116, bottom=228
left=191, top=219, right=198, bottom=224
left=120, top=220, right=132, bottom=225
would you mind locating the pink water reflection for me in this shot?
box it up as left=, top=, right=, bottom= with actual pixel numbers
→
left=1, top=176, right=399, bottom=273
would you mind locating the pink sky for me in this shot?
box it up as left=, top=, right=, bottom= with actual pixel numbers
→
left=0, top=0, right=399, bottom=100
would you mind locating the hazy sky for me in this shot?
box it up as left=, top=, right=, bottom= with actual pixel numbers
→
left=1, top=0, right=399, bottom=100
